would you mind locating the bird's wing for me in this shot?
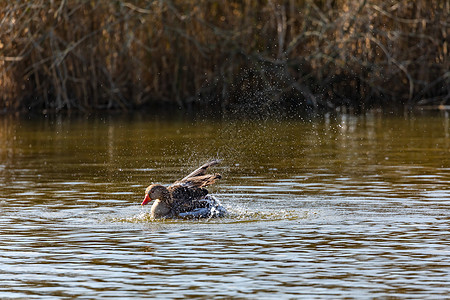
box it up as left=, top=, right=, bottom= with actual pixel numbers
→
left=179, top=159, right=222, bottom=181
left=183, top=174, right=222, bottom=188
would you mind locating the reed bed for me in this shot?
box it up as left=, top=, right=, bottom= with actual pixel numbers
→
left=0, top=0, right=449, bottom=113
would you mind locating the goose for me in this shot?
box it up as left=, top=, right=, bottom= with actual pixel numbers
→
left=141, top=159, right=226, bottom=219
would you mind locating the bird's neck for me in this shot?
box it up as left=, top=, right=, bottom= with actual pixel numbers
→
left=159, top=189, right=173, bottom=204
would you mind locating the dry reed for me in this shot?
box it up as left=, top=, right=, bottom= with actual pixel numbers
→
left=0, top=0, right=449, bottom=113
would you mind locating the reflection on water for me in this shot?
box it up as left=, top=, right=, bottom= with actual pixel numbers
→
left=0, top=112, right=449, bottom=298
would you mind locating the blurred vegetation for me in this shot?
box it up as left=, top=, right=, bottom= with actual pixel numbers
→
left=0, top=0, right=449, bottom=113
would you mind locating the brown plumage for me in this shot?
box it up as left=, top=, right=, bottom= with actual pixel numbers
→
left=141, top=159, right=224, bottom=219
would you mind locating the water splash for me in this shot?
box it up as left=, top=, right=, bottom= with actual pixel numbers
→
left=110, top=204, right=312, bottom=224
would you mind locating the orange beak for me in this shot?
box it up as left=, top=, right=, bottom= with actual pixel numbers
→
left=141, top=194, right=152, bottom=206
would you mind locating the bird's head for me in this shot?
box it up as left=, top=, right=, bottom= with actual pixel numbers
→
left=141, top=184, right=169, bottom=206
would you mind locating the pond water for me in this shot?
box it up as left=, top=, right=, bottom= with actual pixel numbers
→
left=0, top=111, right=449, bottom=298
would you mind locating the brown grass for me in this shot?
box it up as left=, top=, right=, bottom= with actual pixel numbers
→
left=0, top=0, right=449, bottom=113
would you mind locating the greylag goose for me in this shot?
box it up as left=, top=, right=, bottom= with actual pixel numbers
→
left=141, top=159, right=226, bottom=219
